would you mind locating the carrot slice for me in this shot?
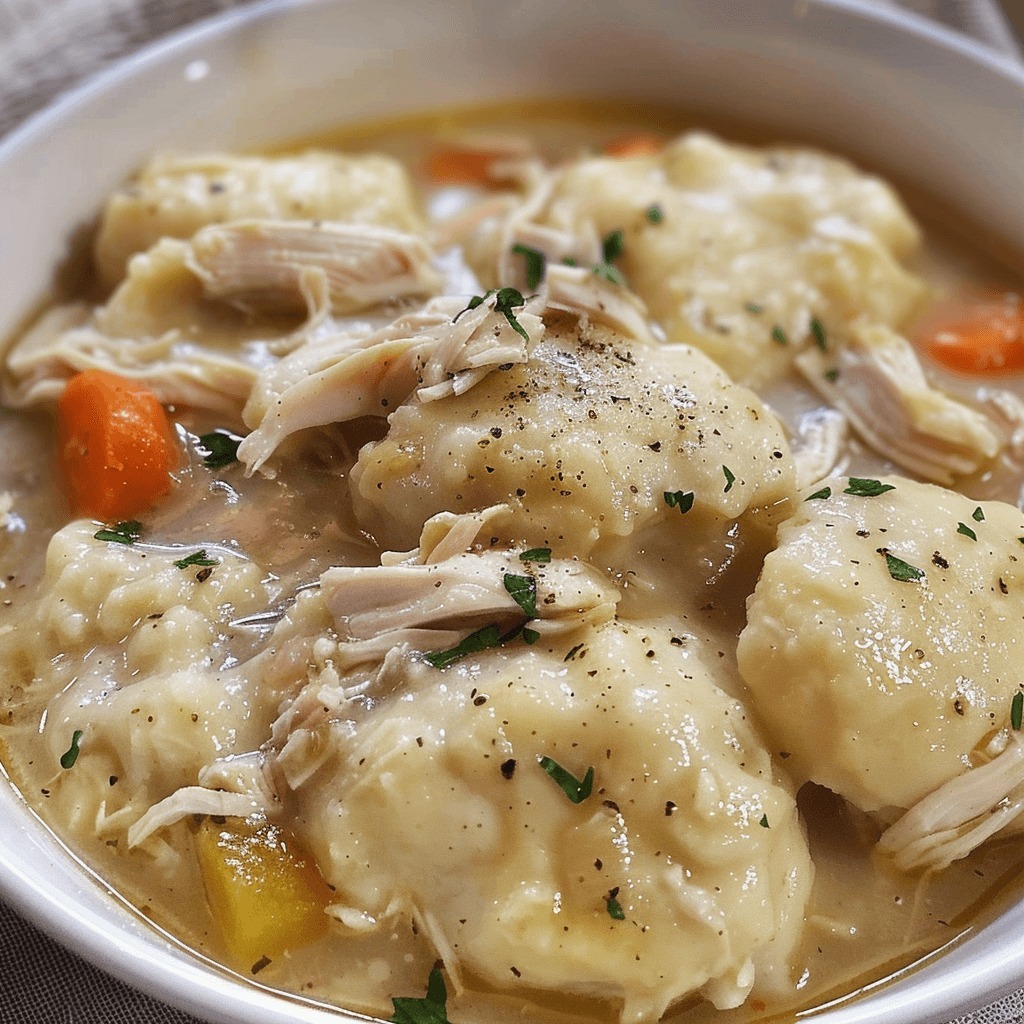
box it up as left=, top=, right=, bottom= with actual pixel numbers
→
left=426, top=148, right=501, bottom=185
left=602, top=133, right=665, bottom=159
left=916, top=292, right=1024, bottom=375
left=57, top=369, right=177, bottom=520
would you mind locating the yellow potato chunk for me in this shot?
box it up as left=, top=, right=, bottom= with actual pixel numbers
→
left=195, top=818, right=332, bottom=964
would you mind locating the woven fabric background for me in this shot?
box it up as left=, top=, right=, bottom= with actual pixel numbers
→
left=0, top=1, right=1021, bottom=1022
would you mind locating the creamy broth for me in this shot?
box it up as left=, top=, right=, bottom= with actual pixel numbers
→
left=2, top=101, right=1024, bottom=1024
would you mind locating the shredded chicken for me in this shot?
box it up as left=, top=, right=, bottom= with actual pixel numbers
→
left=792, top=407, right=849, bottom=488
left=128, top=788, right=267, bottom=848
left=878, top=730, right=1024, bottom=873
left=796, top=323, right=1000, bottom=484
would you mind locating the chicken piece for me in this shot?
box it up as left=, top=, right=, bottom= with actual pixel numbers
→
left=95, top=150, right=426, bottom=288
left=466, top=131, right=926, bottom=388
left=738, top=475, right=1024, bottom=867
left=5, top=223, right=441, bottom=415
left=796, top=323, right=1000, bottom=485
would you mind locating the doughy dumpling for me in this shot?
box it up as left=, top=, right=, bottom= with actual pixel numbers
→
left=94, top=150, right=427, bottom=288
left=737, top=475, right=1024, bottom=817
left=470, top=132, right=925, bottom=388
left=351, top=309, right=796, bottom=554
left=271, top=619, right=812, bottom=1022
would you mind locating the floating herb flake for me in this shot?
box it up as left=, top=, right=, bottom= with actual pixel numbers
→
left=198, top=430, right=243, bottom=469
left=173, top=549, right=219, bottom=570
left=759, top=814, right=770, bottom=828
left=663, top=490, right=695, bottom=514
left=845, top=478, right=895, bottom=497
left=771, top=325, right=788, bottom=345
left=723, top=466, right=736, bottom=493
left=539, top=756, right=594, bottom=803
left=60, top=730, right=83, bottom=770
left=503, top=573, right=537, bottom=618
left=745, top=302, right=764, bottom=314
left=493, top=287, right=530, bottom=341
left=523, top=626, right=540, bottom=645
left=645, top=204, right=663, bottom=224
left=519, top=547, right=552, bottom=564
left=805, top=486, right=831, bottom=501
left=511, top=243, right=545, bottom=290
left=593, top=262, right=627, bottom=287
left=94, top=520, right=142, bottom=545
left=957, top=522, right=978, bottom=541
left=602, top=229, right=624, bottom=263
left=882, top=551, right=925, bottom=583
left=810, top=317, right=828, bottom=351
left=605, top=888, right=626, bottom=920
left=1013, top=691, right=1023, bottom=732
left=972, top=506, right=986, bottom=523
left=824, top=368, right=840, bottom=383
left=390, top=966, right=450, bottom=1024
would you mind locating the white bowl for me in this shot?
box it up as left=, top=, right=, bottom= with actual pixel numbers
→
left=2, top=1, right=1023, bottom=1022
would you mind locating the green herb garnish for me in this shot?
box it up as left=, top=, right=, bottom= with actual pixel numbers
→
left=519, top=547, right=552, bottom=563
left=173, top=549, right=219, bottom=570
left=425, top=624, right=503, bottom=669
left=493, top=287, right=530, bottom=341
left=824, top=368, right=840, bottom=383
left=882, top=551, right=925, bottom=583
left=503, top=573, right=537, bottom=618
left=810, top=317, right=828, bottom=352
left=972, top=506, right=985, bottom=523
left=511, top=243, right=545, bottom=291
left=759, top=814, right=770, bottom=828
left=957, top=522, right=977, bottom=541
left=845, top=478, right=895, bottom=497
left=602, top=229, right=624, bottom=263
left=723, top=466, right=736, bottom=493
left=523, top=627, right=540, bottom=645
left=199, top=430, right=243, bottom=470
left=745, top=302, right=764, bottom=314
left=390, top=967, right=450, bottom=1024
left=539, top=756, right=594, bottom=803
left=645, top=204, right=663, bottom=224
left=664, top=490, right=695, bottom=514
left=592, top=262, right=627, bottom=287
left=1012, top=692, right=1023, bottom=732
left=605, top=888, right=626, bottom=920
left=771, top=325, right=788, bottom=345
left=60, top=730, right=83, bottom=770
left=805, top=486, right=831, bottom=501
left=94, top=520, right=142, bottom=545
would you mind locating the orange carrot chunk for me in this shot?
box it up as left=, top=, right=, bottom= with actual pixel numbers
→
left=602, top=132, right=666, bottom=159
left=426, top=147, right=501, bottom=185
left=918, top=292, right=1024, bottom=375
left=57, top=369, right=177, bottom=520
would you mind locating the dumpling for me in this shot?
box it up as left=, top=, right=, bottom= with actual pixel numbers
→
left=94, top=150, right=427, bottom=289
left=468, top=132, right=926, bottom=388
left=350, top=289, right=796, bottom=554
left=737, top=476, right=1024, bottom=869
left=269, top=617, right=812, bottom=1022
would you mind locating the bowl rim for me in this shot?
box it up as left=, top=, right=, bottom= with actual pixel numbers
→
left=2, top=1, right=1024, bottom=1022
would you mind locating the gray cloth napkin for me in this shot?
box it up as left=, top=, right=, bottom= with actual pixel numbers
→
left=0, top=1, right=1022, bottom=1023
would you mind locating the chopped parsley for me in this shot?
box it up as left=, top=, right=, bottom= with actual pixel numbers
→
left=759, top=814, right=770, bottom=828
left=602, top=229, right=625, bottom=263
left=593, top=262, right=627, bottom=287
left=881, top=551, right=925, bottom=583
left=1013, top=691, right=1023, bottom=732
left=390, top=966, right=450, bottom=1024
left=539, top=756, right=594, bottom=803
left=771, top=325, right=788, bottom=345
left=845, top=478, right=895, bottom=497
left=824, top=368, right=840, bottom=383
left=173, top=549, right=219, bottom=570
left=645, top=204, right=663, bottom=224
left=663, top=490, right=695, bottom=514
left=425, top=624, right=503, bottom=669
left=503, top=573, right=537, bottom=618
left=957, top=522, right=978, bottom=541
left=519, top=547, right=552, bottom=563
left=805, top=486, right=831, bottom=501
left=605, top=887, right=626, bottom=920
left=810, top=317, right=828, bottom=351
left=972, top=506, right=986, bottom=523
left=94, top=520, right=142, bottom=545
left=562, top=256, right=578, bottom=267
left=522, top=626, right=540, bottom=645
left=455, top=287, right=531, bottom=342
left=723, top=466, right=736, bottom=493
left=745, top=302, right=764, bottom=314
left=60, top=730, right=83, bottom=770
left=198, top=430, right=243, bottom=469
left=511, top=243, right=545, bottom=291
